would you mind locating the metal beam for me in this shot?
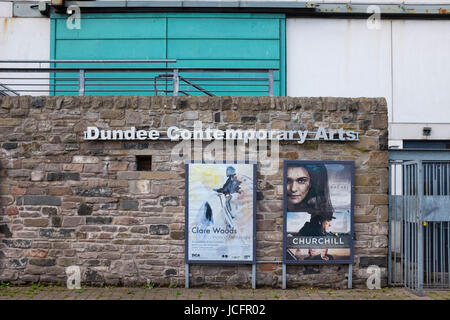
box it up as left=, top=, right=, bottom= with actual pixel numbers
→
left=0, top=67, right=276, bottom=73
left=58, top=1, right=450, bottom=17
left=316, top=3, right=450, bottom=15
left=389, top=149, right=450, bottom=161
left=0, top=59, right=176, bottom=64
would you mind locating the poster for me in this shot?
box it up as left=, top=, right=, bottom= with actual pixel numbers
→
left=283, top=161, right=354, bottom=264
left=185, top=163, right=256, bottom=264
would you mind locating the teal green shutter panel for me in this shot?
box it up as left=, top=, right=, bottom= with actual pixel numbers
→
left=51, top=12, right=285, bottom=96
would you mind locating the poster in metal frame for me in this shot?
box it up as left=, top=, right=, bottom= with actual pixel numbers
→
left=283, top=160, right=354, bottom=265
left=185, top=162, right=257, bottom=264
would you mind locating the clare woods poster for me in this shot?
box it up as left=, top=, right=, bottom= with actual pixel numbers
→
left=283, top=161, right=354, bottom=264
left=185, top=163, right=256, bottom=263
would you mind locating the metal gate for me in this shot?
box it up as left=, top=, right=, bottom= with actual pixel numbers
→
left=389, top=158, right=450, bottom=296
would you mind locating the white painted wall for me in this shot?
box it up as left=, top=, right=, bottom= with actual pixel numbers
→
left=286, top=18, right=392, bottom=118
left=0, top=2, right=12, bottom=18
left=391, top=20, right=450, bottom=124
left=287, top=18, right=450, bottom=142
left=0, top=17, right=50, bottom=96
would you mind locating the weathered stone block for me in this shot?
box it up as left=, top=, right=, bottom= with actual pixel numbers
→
left=355, top=174, right=379, bottom=186
left=31, top=96, right=45, bottom=108
left=183, top=111, right=198, bottom=120
left=120, top=200, right=139, bottom=211
left=7, top=169, right=31, bottom=178
left=160, top=196, right=179, bottom=207
left=24, top=196, right=61, bottom=206
left=161, top=115, right=178, bottom=127
left=7, top=206, right=19, bottom=216
left=39, top=228, right=76, bottom=238
left=370, top=194, right=388, bottom=205
left=86, top=217, right=113, bottom=225
left=57, top=257, right=77, bottom=267
left=241, top=116, right=256, bottom=123
left=0, top=118, right=22, bottom=126
left=130, top=226, right=148, bottom=233
left=47, top=172, right=80, bottom=181
left=100, top=109, right=124, bottom=119
left=26, top=249, right=48, bottom=258
left=129, top=180, right=150, bottom=194
left=149, top=225, right=169, bottom=235
left=49, top=187, right=73, bottom=196
left=359, top=256, right=387, bottom=268
left=372, top=114, right=388, bottom=129
left=29, top=258, right=56, bottom=267
left=7, top=258, right=28, bottom=269
left=2, top=239, right=32, bottom=248
left=368, top=152, right=388, bottom=168
left=117, top=171, right=140, bottom=180
left=31, top=171, right=45, bottom=181
left=109, top=162, right=129, bottom=171
left=2, top=142, right=18, bottom=150
left=164, top=268, right=177, bottom=276
left=139, top=171, right=178, bottom=180
left=62, top=217, right=84, bottom=227
left=11, top=187, right=26, bottom=195
left=77, top=203, right=93, bottom=216
left=170, top=231, right=184, bottom=240
left=42, top=207, right=58, bottom=216
left=75, top=187, right=112, bottom=197
left=114, top=217, right=140, bottom=225
left=24, top=218, right=49, bottom=228
left=63, top=164, right=83, bottom=172
left=84, top=164, right=104, bottom=173
left=223, top=110, right=238, bottom=122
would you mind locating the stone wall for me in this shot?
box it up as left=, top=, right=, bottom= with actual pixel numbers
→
left=0, top=96, right=388, bottom=288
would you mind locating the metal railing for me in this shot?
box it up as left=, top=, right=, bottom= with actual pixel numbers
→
left=0, top=60, right=276, bottom=97
left=389, top=159, right=450, bottom=295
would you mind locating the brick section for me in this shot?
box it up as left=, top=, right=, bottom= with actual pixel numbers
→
left=0, top=96, right=388, bottom=289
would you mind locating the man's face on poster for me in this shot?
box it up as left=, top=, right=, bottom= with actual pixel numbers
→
left=286, top=167, right=311, bottom=206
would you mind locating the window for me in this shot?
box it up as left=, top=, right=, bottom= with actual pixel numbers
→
left=136, top=156, right=152, bottom=171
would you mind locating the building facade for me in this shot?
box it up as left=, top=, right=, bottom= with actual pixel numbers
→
left=0, top=1, right=449, bottom=291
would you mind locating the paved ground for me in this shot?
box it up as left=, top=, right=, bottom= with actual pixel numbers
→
left=0, top=283, right=448, bottom=300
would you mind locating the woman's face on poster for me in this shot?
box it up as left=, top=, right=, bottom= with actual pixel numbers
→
left=286, top=167, right=311, bottom=206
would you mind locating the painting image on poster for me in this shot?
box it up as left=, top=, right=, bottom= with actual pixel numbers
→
left=283, top=161, right=354, bottom=264
left=185, top=163, right=256, bottom=264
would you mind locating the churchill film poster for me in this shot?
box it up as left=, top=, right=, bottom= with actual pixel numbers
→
left=185, top=163, right=256, bottom=264
left=283, top=160, right=354, bottom=264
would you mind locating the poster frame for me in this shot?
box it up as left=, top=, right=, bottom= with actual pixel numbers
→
left=282, top=160, right=355, bottom=265
left=184, top=161, right=257, bottom=265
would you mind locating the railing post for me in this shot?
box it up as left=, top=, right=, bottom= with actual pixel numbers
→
left=251, top=264, right=256, bottom=289
left=346, top=264, right=353, bottom=289
left=268, top=69, right=274, bottom=97
left=185, top=263, right=189, bottom=289
left=78, top=69, right=85, bottom=96
left=173, top=69, right=179, bottom=97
